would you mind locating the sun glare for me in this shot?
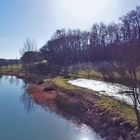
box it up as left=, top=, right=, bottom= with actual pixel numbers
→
left=82, top=138, right=89, bottom=140
left=60, top=0, right=110, bottom=18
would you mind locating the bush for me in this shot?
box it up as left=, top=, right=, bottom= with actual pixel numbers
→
left=56, top=94, right=85, bottom=115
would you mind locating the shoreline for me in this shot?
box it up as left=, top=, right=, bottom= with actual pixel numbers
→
left=1, top=72, right=140, bottom=139
left=27, top=78, right=140, bottom=140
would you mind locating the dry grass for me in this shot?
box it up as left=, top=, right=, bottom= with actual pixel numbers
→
left=28, top=84, right=56, bottom=105
left=98, top=96, right=137, bottom=126
left=45, top=77, right=137, bottom=127
left=72, top=70, right=103, bottom=80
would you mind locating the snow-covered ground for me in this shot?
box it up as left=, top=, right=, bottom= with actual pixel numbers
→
left=68, top=78, right=134, bottom=107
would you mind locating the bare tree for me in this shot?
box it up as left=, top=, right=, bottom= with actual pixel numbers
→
left=20, top=38, right=37, bottom=75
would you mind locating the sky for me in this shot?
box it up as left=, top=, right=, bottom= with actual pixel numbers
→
left=0, top=0, right=140, bottom=59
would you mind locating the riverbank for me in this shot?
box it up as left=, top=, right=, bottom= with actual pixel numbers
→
left=27, top=77, right=140, bottom=140
left=1, top=67, right=140, bottom=139
left=0, top=70, right=45, bottom=83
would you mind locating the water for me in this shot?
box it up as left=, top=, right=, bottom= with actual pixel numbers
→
left=0, top=76, right=102, bottom=140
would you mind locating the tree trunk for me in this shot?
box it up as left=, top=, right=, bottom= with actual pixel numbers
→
left=28, top=63, right=31, bottom=75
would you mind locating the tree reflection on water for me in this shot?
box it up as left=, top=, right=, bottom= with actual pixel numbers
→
left=0, top=75, right=2, bottom=86
left=21, top=84, right=85, bottom=128
left=21, top=90, right=35, bottom=113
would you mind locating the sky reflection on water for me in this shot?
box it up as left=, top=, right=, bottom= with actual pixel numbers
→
left=0, top=76, right=102, bottom=140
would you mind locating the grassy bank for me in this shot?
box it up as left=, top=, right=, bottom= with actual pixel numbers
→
left=98, top=96, right=136, bottom=126
left=1, top=67, right=138, bottom=136
left=27, top=77, right=138, bottom=139
left=1, top=65, right=137, bottom=126
left=45, top=77, right=137, bottom=126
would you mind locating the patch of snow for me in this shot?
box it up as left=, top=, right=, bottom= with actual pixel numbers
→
left=68, top=78, right=134, bottom=107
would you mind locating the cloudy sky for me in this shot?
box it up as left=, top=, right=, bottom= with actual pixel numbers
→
left=0, top=0, right=140, bottom=58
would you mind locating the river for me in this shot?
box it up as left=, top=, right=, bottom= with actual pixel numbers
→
left=0, top=76, right=102, bottom=140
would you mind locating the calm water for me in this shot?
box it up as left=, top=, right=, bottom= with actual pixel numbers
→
left=0, top=76, right=102, bottom=140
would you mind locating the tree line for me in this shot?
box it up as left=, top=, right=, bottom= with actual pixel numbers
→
left=0, top=59, right=19, bottom=70
left=40, top=6, right=140, bottom=66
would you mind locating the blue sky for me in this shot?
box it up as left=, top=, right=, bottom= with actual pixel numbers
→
left=0, top=0, right=140, bottom=59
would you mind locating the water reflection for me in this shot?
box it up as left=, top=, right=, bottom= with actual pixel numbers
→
left=20, top=91, right=35, bottom=113
left=1, top=75, right=20, bottom=86
left=20, top=81, right=102, bottom=140
left=20, top=90, right=101, bottom=140
left=0, top=76, right=103, bottom=140
left=0, top=75, right=2, bottom=86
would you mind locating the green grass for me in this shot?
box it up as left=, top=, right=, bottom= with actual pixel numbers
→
left=45, top=77, right=96, bottom=93
left=45, top=77, right=77, bottom=90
